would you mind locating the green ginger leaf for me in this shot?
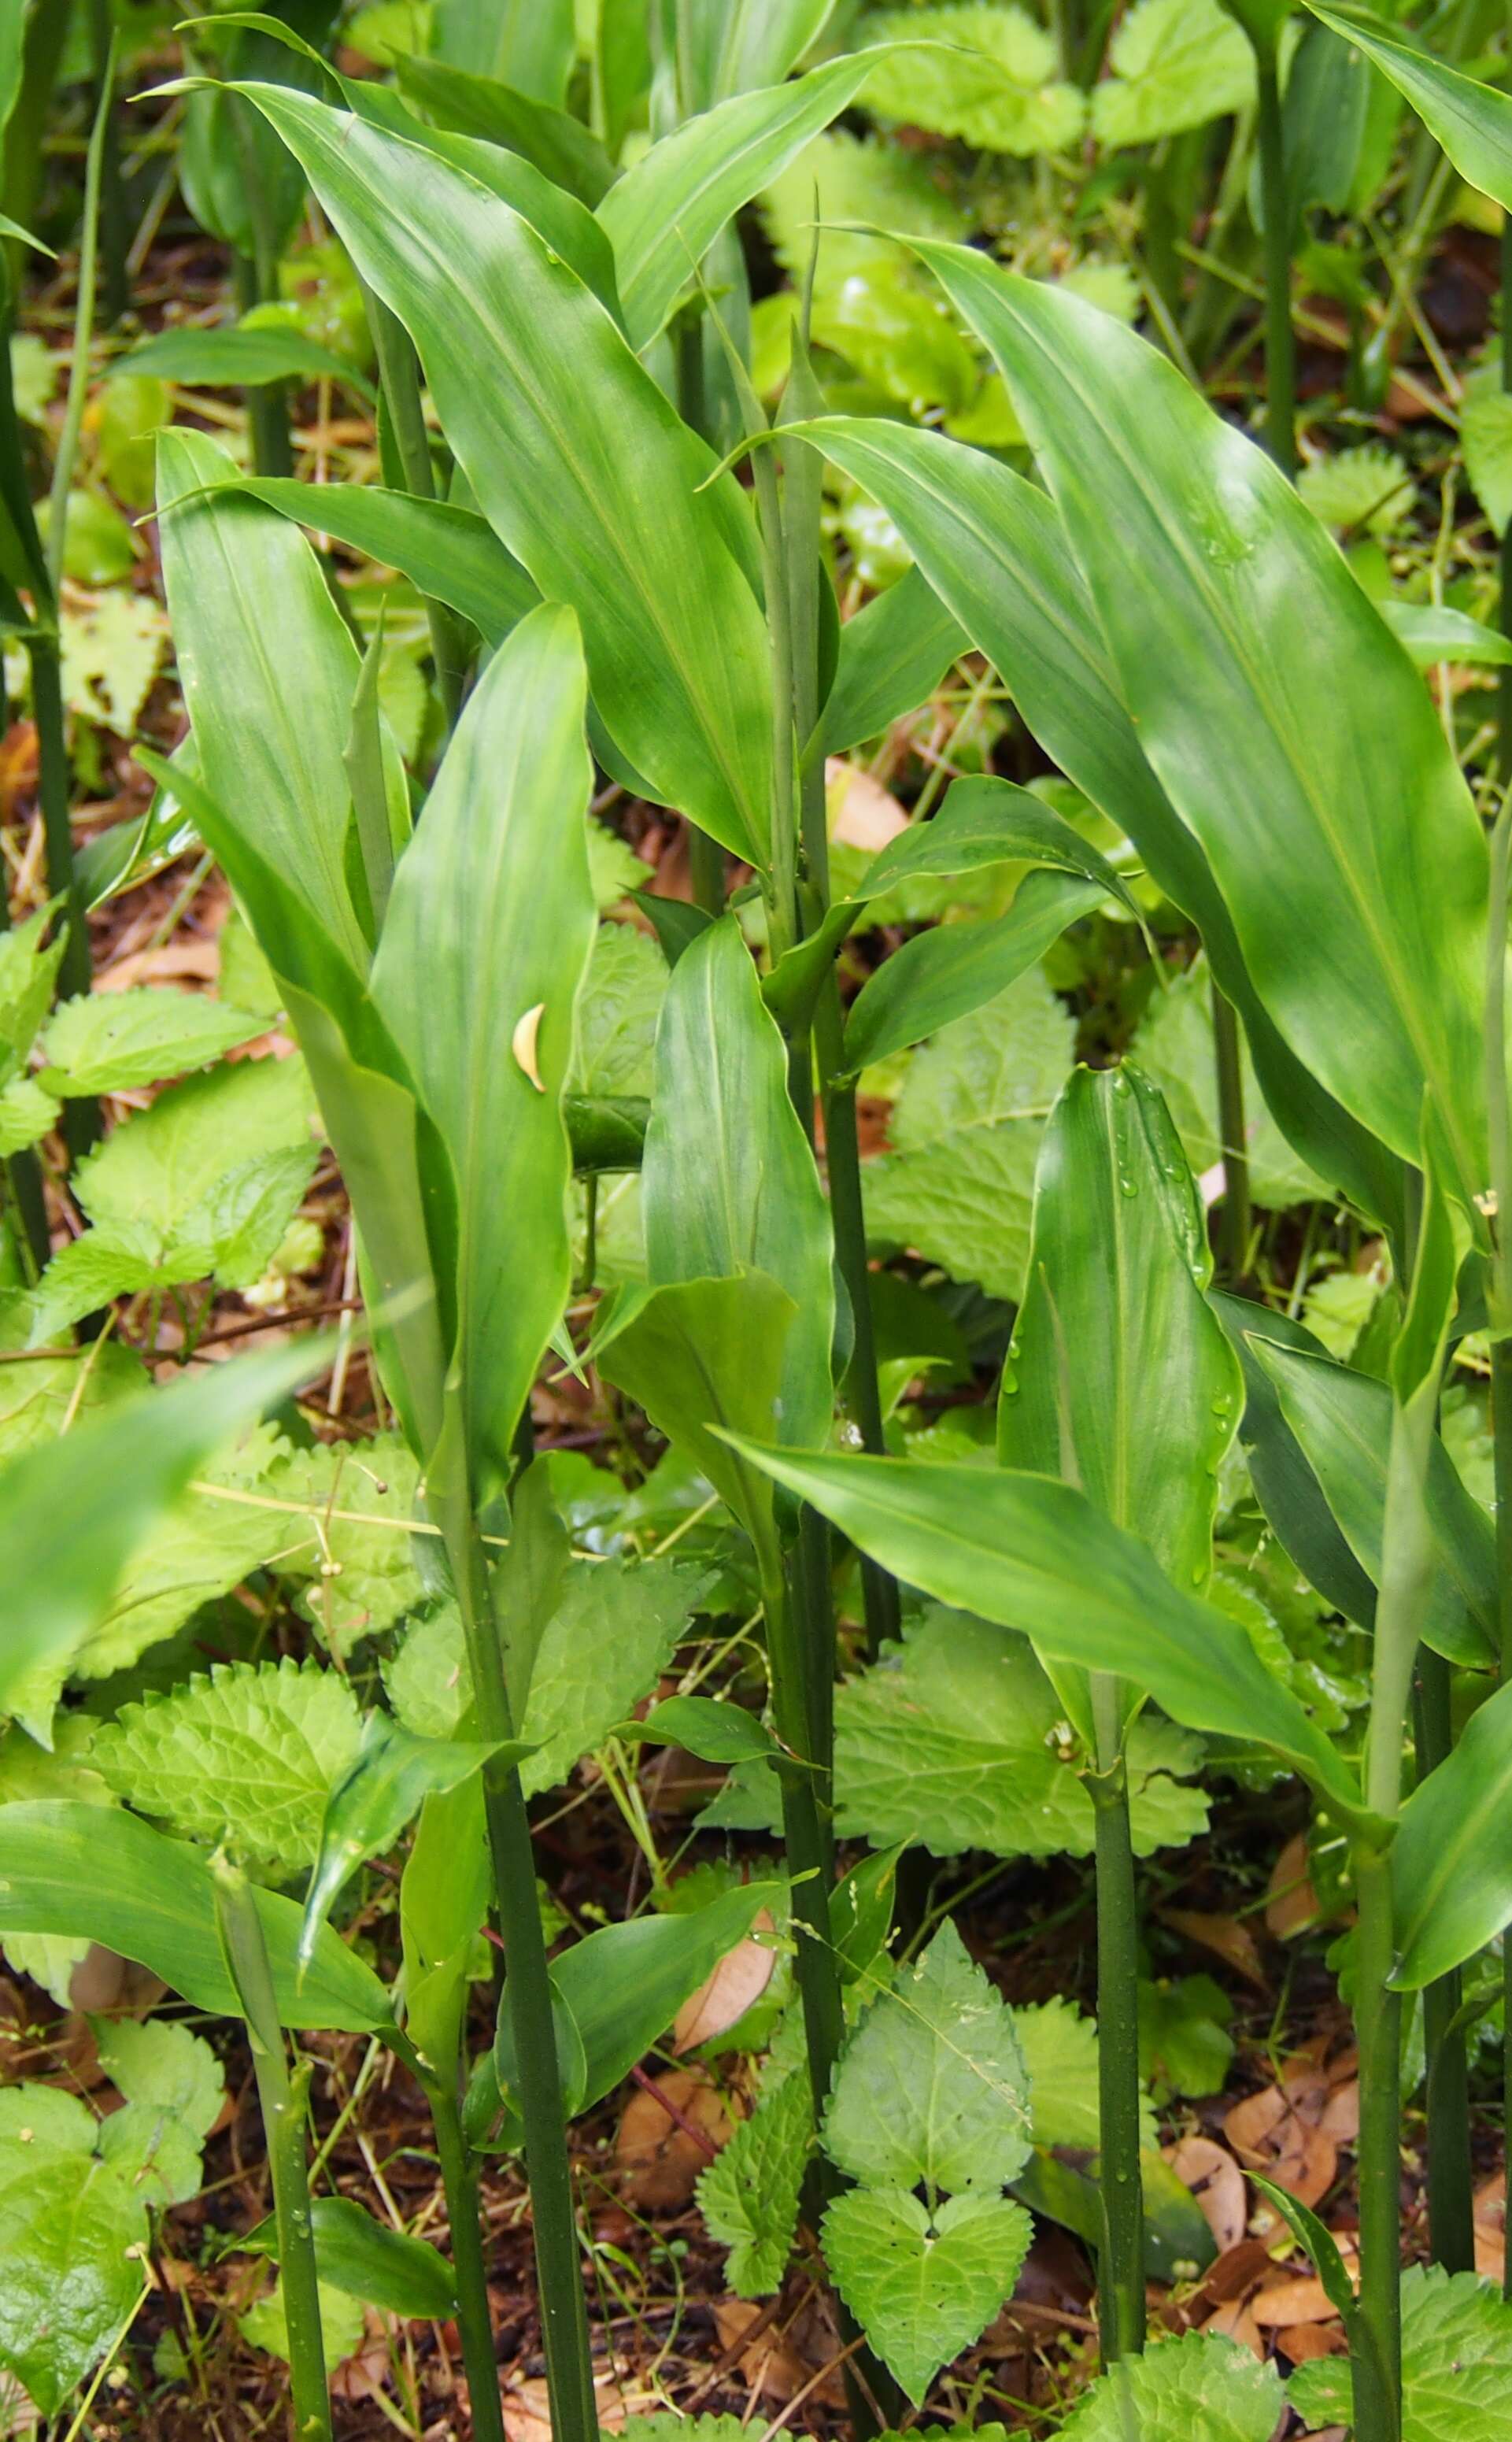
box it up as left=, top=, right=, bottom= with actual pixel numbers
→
left=1092, top=0, right=1255, bottom=146
left=0, top=2088, right=150, bottom=2414
left=824, top=1921, right=1033, bottom=2193
left=821, top=2185, right=1032, bottom=2403
left=861, top=968, right=1074, bottom=1299
left=568, top=923, right=667, bottom=1099
left=1288, top=2266, right=1512, bottom=2435
left=39, top=990, right=268, bottom=1097
left=860, top=6, right=1085, bottom=154
left=1063, top=2330, right=1284, bottom=2437
left=89, top=1658, right=363, bottom=1874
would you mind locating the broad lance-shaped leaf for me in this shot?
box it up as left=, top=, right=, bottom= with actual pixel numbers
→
left=494, top=1878, right=785, bottom=2122
left=300, top=1715, right=523, bottom=1968
left=372, top=604, right=597, bottom=1486
left=1249, top=1334, right=1495, bottom=1667
left=681, top=0, right=839, bottom=105
left=999, top=1065, right=1242, bottom=1594
left=819, top=563, right=967, bottom=758
left=230, top=80, right=774, bottom=866
left=769, top=414, right=1403, bottom=1229
left=601, top=47, right=940, bottom=351
left=157, top=429, right=373, bottom=973
left=853, top=775, right=1135, bottom=905
left=1308, top=6, right=1512, bottom=210
left=912, top=246, right=1488, bottom=1208
left=394, top=57, right=619, bottom=208
left=1390, top=1674, right=1512, bottom=1989
left=201, top=477, right=538, bottom=646
left=844, top=871, right=1103, bottom=1075
left=0, top=1339, right=329, bottom=1719
left=718, top=1441, right=1370, bottom=1823
left=643, top=919, right=834, bottom=1452
left=594, top=1272, right=797, bottom=1558
left=241, top=2195, right=457, bottom=2320
left=136, top=748, right=452, bottom=1460
left=0, top=1804, right=392, bottom=2033
left=1214, top=1293, right=1378, bottom=1628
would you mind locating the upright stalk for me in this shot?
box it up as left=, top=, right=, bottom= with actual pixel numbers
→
left=1089, top=1677, right=1144, bottom=2361
left=1252, top=43, right=1296, bottom=479
left=86, top=0, right=128, bottom=325
left=229, top=90, right=293, bottom=480
left=1488, top=690, right=1512, bottom=2299
left=213, top=1859, right=332, bottom=2442
left=425, top=2074, right=507, bottom=2442
left=438, top=1479, right=598, bottom=2442
left=1211, top=988, right=1251, bottom=1281
left=674, top=316, right=727, bottom=917
left=365, top=297, right=468, bottom=732
left=1412, top=1650, right=1474, bottom=2271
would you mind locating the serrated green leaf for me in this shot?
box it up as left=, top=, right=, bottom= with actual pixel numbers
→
left=826, top=1606, right=1208, bottom=1860
left=1015, top=1995, right=1157, bottom=2148
left=89, top=1659, right=363, bottom=1874
left=96, top=2098, right=205, bottom=2208
left=821, top=2184, right=1031, bottom=2403
left=258, top=1430, right=427, bottom=1652
left=0, top=903, right=67, bottom=1066
left=60, top=590, right=167, bottom=738
left=39, top=990, right=268, bottom=1096
left=1297, top=442, right=1413, bottom=538
left=71, top=1053, right=318, bottom=1245
left=860, top=6, right=1085, bottom=154
left=0, top=1075, right=59, bottom=1155
left=1092, top=0, right=1255, bottom=146
left=241, top=2273, right=366, bottom=2369
left=1288, top=2266, right=1512, bottom=2434
left=697, top=2037, right=811, bottom=2295
left=1137, top=1974, right=1235, bottom=2102
left=860, top=967, right=1074, bottom=1300
left=824, top=1920, right=1033, bottom=2192
left=0, top=2139, right=146, bottom=2413
left=587, top=822, right=653, bottom=913
left=568, top=923, right=666, bottom=1099
left=1462, top=368, right=1512, bottom=538
left=90, top=2017, right=224, bottom=2143
left=1063, top=2330, right=1284, bottom=2437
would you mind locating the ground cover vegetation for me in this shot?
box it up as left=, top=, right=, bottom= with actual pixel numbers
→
left=6, top=0, right=1512, bottom=2436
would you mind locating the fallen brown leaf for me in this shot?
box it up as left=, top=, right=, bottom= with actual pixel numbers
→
left=712, top=2296, right=847, bottom=2410
left=1277, top=2322, right=1349, bottom=2363
left=1162, top=1909, right=1267, bottom=1989
left=1251, top=2268, right=1354, bottom=2328
left=614, top=2067, right=731, bottom=2210
left=1164, top=2136, right=1248, bottom=2253
left=501, top=2372, right=627, bottom=2441
left=826, top=759, right=908, bottom=852
left=1201, top=2296, right=1264, bottom=2359
left=1265, top=1832, right=1323, bottom=1940
left=672, top=1912, right=778, bottom=2051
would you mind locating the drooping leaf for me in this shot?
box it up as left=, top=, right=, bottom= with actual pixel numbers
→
left=1307, top=6, right=1512, bottom=213
left=301, top=1712, right=511, bottom=1959
left=912, top=249, right=1488, bottom=1208
left=845, top=872, right=1104, bottom=1076
left=1383, top=598, right=1512, bottom=668
left=998, top=1064, right=1242, bottom=1593
left=0, top=1803, right=393, bottom=2032
left=1390, top=1676, right=1512, bottom=1989
left=1251, top=1335, right=1496, bottom=1667
left=372, top=604, right=597, bottom=1484
left=819, top=564, right=967, bottom=757
left=394, top=57, right=618, bottom=207
left=494, top=1878, right=785, bottom=2120
left=0, top=1341, right=327, bottom=1721
left=228, top=82, right=774, bottom=865
left=642, top=919, right=834, bottom=1452
left=769, top=414, right=1405, bottom=1227
left=240, top=2193, right=457, bottom=2318
left=157, top=428, right=370, bottom=971
left=821, top=2184, right=1032, bottom=2404
left=89, top=1659, right=364, bottom=1875
left=1288, top=2265, right=1512, bottom=2434
left=117, top=323, right=372, bottom=393
left=1063, top=2331, right=1285, bottom=2439
left=855, top=776, right=1130, bottom=906
left=823, top=1921, right=1033, bottom=2193
left=719, top=1441, right=1370, bottom=1821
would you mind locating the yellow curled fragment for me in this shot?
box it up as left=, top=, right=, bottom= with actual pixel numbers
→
left=512, top=1001, right=546, bottom=1091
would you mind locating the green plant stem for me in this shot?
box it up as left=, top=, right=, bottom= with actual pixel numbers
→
left=27, top=633, right=98, bottom=1165
left=1211, top=987, right=1251, bottom=1282
left=1489, top=641, right=1512, bottom=2297
left=1089, top=1677, right=1144, bottom=2362
left=425, top=2074, right=506, bottom=2442
left=46, top=34, right=113, bottom=601
left=1495, top=1336, right=1512, bottom=2310
left=366, top=296, right=468, bottom=731
left=1351, top=1844, right=1403, bottom=2442
left=212, top=1861, right=331, bottom=2442
left=818, top=1053, right=901, bottom=1655
left=87, top=0, right=128, bottom=325
left=1252, top=46, right=1296, bottom=481
left=233, top=253, right=294, bottom=479
left=1412, top=1648, right=1474, bottom=2274
left=440, top=1491, right=598, bottom=2442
